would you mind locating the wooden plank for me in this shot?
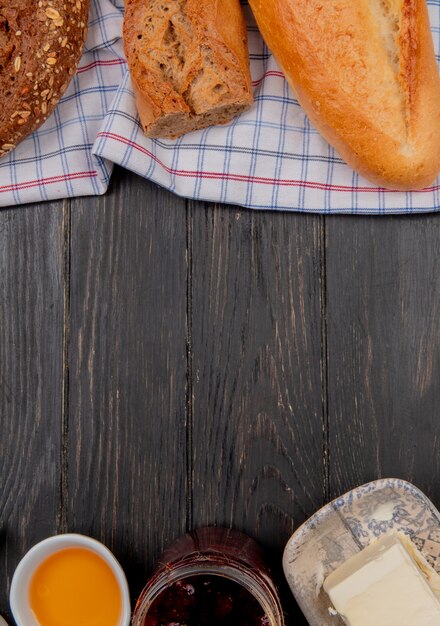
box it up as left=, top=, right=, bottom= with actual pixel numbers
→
left=326, top=216, right=440, bottom=504
left=0, top=203, right=64, bottom=620
left=67, top=170, right=188, bottom=601
left=190, top=205, right=325, bottom=625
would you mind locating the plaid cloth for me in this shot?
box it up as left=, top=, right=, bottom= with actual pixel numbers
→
left=1, top=0, right=439, bottom=213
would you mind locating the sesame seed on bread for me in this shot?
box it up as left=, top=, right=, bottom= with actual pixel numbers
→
left=0, top=0, right=89, bottom=159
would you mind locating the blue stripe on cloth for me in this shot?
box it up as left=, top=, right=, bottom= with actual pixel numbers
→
left=192, top=126, right=211, bottom=200
left=168, top=133, right=184, bottom=196
left=31, top=127, right=49, bottom=204
left=53, top=106, right=76, bottom=199
left=350, top=169, right=358, bottom=216
left=270, top=75, right=290, bottom=209
left=219, top=110, right=242, bottom=205
left=324, top=144, right=335, bottom=214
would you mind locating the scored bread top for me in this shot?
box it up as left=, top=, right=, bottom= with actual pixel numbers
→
left=249, top=0, right=440, bottom=190
left=0, top=0, right=89, bottom=159
left=123, top=0, right=253, bottom=138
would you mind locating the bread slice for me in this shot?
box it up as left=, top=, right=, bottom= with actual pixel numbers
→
left=0, top=0, right=88, bottom=159
left=123, top=0, right=253, bottom=139
left=249, top=0, right=440, bottom=190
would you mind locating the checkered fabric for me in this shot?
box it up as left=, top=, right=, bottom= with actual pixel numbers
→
left=1, top=0, right=439, bottom=213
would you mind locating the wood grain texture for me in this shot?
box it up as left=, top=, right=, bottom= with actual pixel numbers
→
left=5, top=179, right=440, bottom=626
left=67, top=171, right=188, bottom=601
left=326, top=216, right=440, bottom=505
left=0, top=203, right=64, bottom=622
left=189, top=204, right=325, bottom=625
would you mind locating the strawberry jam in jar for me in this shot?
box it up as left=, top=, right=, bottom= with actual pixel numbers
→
left=132, top=527, right=284, bottom=626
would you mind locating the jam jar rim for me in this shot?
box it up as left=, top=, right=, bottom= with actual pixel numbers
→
left=132, top=559, right=285, bottom=626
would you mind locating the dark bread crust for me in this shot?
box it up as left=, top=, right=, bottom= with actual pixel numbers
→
left=0, top=0, right=89, bottom=158
left=123, top=0, right=253, bottom=139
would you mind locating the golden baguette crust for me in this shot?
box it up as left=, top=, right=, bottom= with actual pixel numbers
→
left=249, top=0, right=440, bottom=190
left=0, top=0, right=88, bottom=159
left=123, top=0, right=253, bottom=139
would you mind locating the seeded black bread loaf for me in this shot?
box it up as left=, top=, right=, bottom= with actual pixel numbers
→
left=0, top=0, right=88, bottom=159
left=123, top=0, right=253, bottom=139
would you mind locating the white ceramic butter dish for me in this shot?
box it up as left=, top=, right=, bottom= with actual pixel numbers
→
left=283, top=478, right=440, bottom=626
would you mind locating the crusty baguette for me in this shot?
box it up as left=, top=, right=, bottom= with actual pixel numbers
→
left=249, top=0, right=440, bottom=190
left=123, top=0, right=253, bottom=139
left=0, top=0, right=88, bottom=159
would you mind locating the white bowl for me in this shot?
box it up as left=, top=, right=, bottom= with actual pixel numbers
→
left=10, top=533, right=131, bottom=626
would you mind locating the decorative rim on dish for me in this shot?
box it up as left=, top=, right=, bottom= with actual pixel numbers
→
left=282, top=478, right=440, bottom=626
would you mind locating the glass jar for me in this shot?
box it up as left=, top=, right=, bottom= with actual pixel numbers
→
left=132, top=527, right=285, bottom=626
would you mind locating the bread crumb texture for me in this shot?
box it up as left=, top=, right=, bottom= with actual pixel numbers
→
left=123, top=0, right=253, bottom=138
left=0, top=0, right=89, bottom=157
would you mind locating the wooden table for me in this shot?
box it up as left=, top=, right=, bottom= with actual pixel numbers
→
left=1, top=168, right=440, bottom=624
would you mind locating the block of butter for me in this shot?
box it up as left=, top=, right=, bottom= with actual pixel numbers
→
left=323, top=533, right=440, bottom=626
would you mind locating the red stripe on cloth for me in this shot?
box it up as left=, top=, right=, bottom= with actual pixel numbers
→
left=252, top=71, right=285, bottom=87
left=77, top=59, right=127, bottom=74
left=0, top=171, right=98, bottom=194
left=98, top=132, right=440, bottom=194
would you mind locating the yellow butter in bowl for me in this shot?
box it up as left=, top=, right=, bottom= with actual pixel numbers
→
left=324, top=533, right=440, bottom=626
